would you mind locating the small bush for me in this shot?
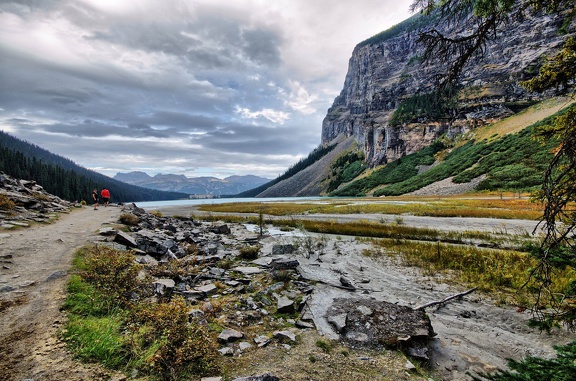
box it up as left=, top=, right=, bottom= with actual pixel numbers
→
left=127, top=297, right=220, bottom=379
left=0, top=193, right=15, bottom=211
left=316, top=339, right=332, bottom=353
left=119, top=213, right=139, bottom=226
left=65, top=245, right=221, bottom=380
left=239, top=246, right=260, bottom=260
left=272, top=270, right=292, bottom=282
left=216, top=258, right=234, bottom=270
left=76, top=246, right=143, bottom=305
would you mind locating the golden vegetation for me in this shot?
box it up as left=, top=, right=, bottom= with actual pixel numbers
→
left=199, top=194, right=544, bottom=220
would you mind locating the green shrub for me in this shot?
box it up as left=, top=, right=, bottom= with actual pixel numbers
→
left=272, top=270, right=292, bottom=282
left=239, top=245, right=260, bottom=260
left=471, top=340, right=576, bottom=381
left=0, top=193, right=15, bottom=211
left=64, top=246, right=221, bottom=380
left=328, top=151, right=366, bottom=192
left=316, top=339, right=332, bottom=353
left=76, top=246, right=143, bottom=305
left=331, top=142, right=444, bottom=196
left=127, top=298, right=220, bottom=379
left=119, top=213, right=139, bottom=226
left=390, top=91, right=454, bottom=126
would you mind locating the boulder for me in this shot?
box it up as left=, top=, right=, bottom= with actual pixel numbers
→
left=273, top=330, right=296, bottom=343
left=209, top=224, right=230, bottom=234
left=327, top=297, right=435, bottom=360
left=270, top=258, right=299, bottom=270
left=253, top=335, right=271, bottom=347
left=195, top=283, right=218, bottom=297
left=114, top=231, right=137, bottom=248
left=276, top=296, right=295, bottom=314
left=233, top=266, right=264, bottom=275
left=272, top=244, right=294, bottom=255
left=153, top=278, right=175, bottom=296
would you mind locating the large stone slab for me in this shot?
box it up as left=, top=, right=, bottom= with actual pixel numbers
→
left=327, top=297, right=435, bottom=360
left=232, top=266, right=264, bottom=275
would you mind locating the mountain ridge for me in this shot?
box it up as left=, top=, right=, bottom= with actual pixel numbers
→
left=114, top=171, right=271, bottom=196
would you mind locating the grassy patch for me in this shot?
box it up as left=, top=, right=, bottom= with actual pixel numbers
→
left=331, top=142, right=444, bottom=196
left=366, top=238, right=575, bottom=307
left=63, top=314, right=126, bottom=368
left=62, top=245, right=221, bottom=380
left=198, top=195, right=543, bottom=221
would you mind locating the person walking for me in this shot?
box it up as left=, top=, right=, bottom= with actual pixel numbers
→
left=92, top=188, right=99, bottom=210
left=101, top=188, right=110, bottom=207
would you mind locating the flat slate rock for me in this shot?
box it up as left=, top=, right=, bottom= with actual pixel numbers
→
left=327, top=297, right=435, bottom=360
left=232, top=266, right=264, bottom=275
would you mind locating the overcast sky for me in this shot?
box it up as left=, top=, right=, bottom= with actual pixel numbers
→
left=0, top=0, right=412, bottom=179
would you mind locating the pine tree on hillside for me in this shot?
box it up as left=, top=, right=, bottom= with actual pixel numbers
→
left=413, top=0, right=575, bottom=379
left=0, top=131, right=187, bottom=202
left=471, top=340, right=576, bottom=381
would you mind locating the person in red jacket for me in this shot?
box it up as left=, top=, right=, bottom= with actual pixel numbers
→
left=100, top=188, right=111, bottom=207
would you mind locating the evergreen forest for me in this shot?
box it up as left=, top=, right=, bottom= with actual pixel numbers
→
left=0, top=131, right=187, bottom=203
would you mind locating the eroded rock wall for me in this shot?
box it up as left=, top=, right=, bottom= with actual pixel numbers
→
left=322, top=10, right=571, bottom=166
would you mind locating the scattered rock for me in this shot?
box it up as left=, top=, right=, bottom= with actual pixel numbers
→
left=231, top=374, right=279, bottom=381
left=270, top=258, right=299, bottom=270
left=114, top=231, right=137, bottom=248
left=327, top=313, right=347, bottom=333
left=238, top=341, right=252, bottom=351
left=276, top=296, right=295, bottom=313
left=218, top=347, right=234, bottom=356
left=153, top=278, right=175, bottom=296
left=233, top=266, right=264, bottom=275
left=253, top=335, right=271, bottom=347
left=272, top=244, right=295, bottom=255
left=209, top=224, right=231, bottom=234
left=218, top=329, right=244, bottom=343
left=273, top=330, right=296, bottom=343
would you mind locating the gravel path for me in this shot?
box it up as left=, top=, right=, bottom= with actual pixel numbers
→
left=0, top=206, right=121, bottom=381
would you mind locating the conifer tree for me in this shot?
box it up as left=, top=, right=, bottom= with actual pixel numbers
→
left=411, top=0, right=575, bottom=379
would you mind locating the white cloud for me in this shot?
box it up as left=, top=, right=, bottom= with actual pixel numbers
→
left=284, top=81, right=317, bottom=115
left=235, top=106, right=290, bottom=125
left=0, top=0, right=414, bottom=179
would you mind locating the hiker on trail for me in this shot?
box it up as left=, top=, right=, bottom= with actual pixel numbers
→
left=101, top=188, right=110, bottom=207
left=92, top=188, right=99, bottom=210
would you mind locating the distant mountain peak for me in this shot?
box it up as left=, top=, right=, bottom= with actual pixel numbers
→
left=112, top=171, right=271, bottom=196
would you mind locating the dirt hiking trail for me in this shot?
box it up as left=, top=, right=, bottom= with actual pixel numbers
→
left=0, top=206, right=122, bottom=381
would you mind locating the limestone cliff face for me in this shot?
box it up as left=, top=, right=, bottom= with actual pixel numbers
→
left=321, top=11, right=570, bottom=166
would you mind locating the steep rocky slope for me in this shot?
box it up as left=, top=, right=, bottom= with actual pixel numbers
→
left=257, top=137, right=356, bottom=197
left=321, top=9, right=571, bottom=167
left=258, top=10, right=573, bottom=197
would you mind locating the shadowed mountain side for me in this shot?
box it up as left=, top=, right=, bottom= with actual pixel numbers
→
left=257, top=136, right=356, bottom=197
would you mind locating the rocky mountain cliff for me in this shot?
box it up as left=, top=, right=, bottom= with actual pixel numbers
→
left=321, top=10, right=571, bottom=167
